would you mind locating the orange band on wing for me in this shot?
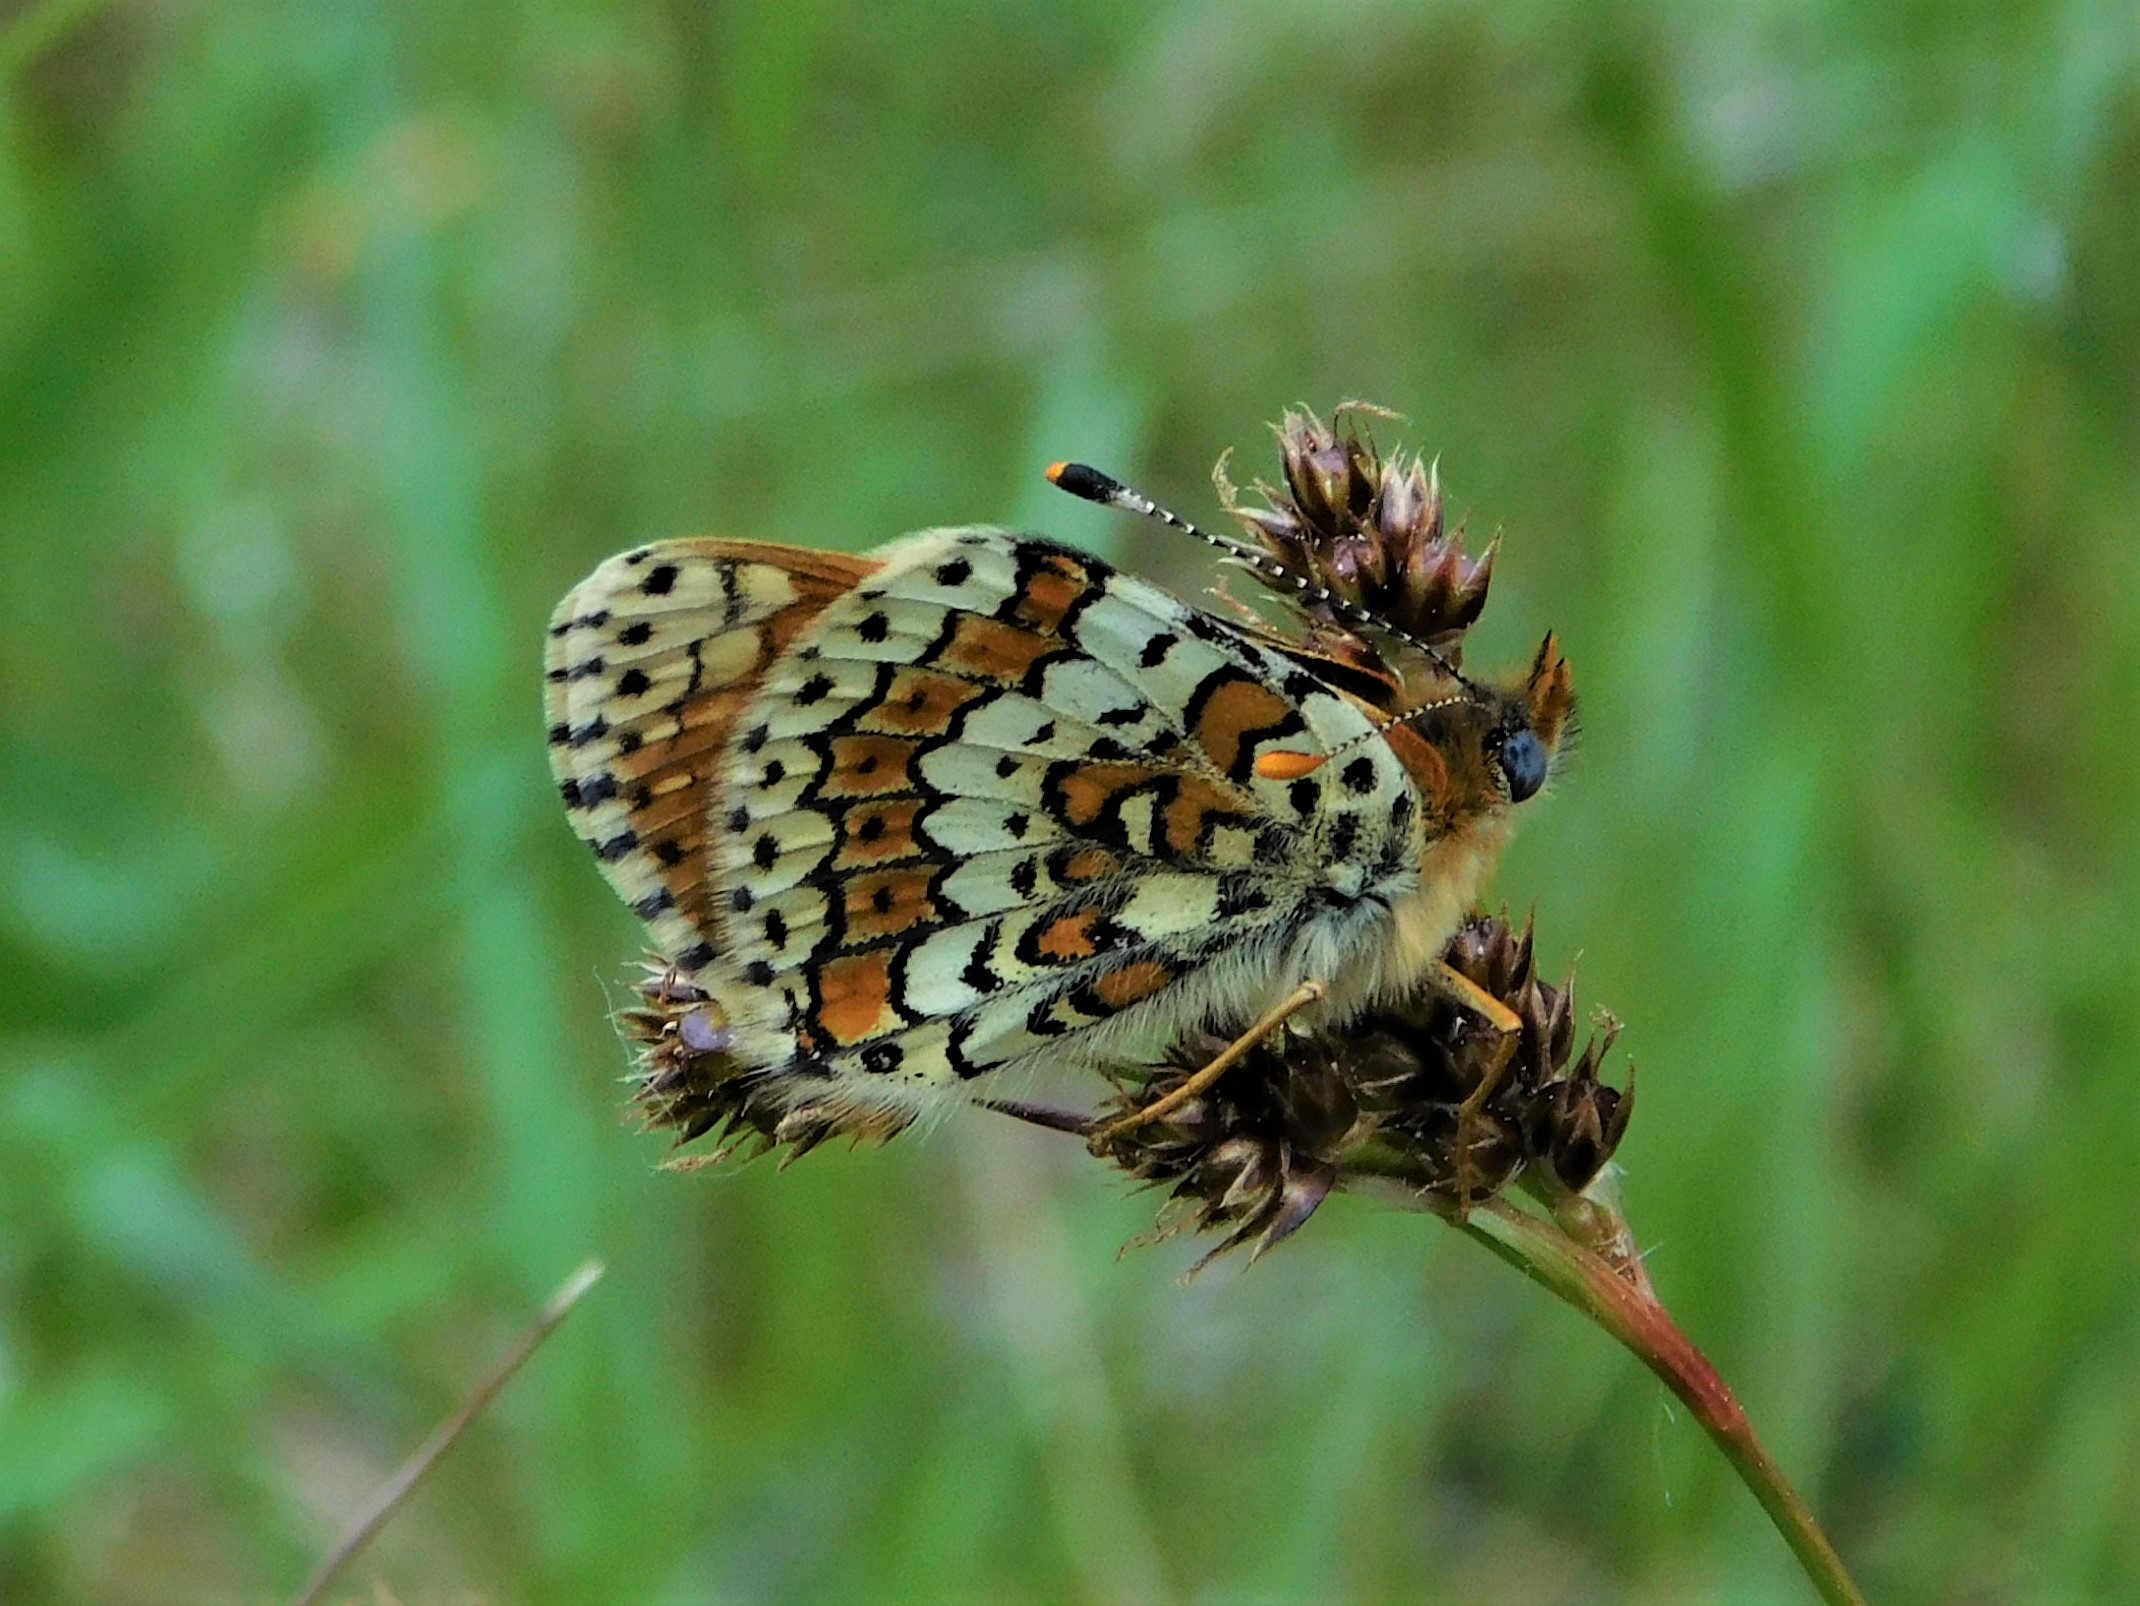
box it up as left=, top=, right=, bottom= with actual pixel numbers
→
left=1011, top=554, right=1095, bottom=632
left=863, top=666, right=991, bottom=734
left=1092, top=959, right=1174, bottom=1011
left=1192, top=676, right=1297, bottom=778
left=1058, top=847, right=1120, bottom=884
left=834, top=798, right=927, bottom=867
left=817, top=949, right=899, bottom=1045
left=1033, top=907, right=1104, bottom=963
left=822, top=734, right=919, bottom=797
left=941, top=615, right=1056, bottom=683
left=840, top=867, right=942, bottom=941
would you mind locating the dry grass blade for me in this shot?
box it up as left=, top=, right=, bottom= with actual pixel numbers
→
left=291, top=1260, right=607, bottom=1606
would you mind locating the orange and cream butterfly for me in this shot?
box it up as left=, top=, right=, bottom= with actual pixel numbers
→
left=546, top=454, right=1572, bottom=1147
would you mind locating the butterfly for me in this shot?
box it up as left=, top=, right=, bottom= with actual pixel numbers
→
left=546, top=455, right=1573, bottom=1149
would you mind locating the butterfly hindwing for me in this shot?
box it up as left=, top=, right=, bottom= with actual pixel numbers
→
left=546, top=538, right=879, bottom=978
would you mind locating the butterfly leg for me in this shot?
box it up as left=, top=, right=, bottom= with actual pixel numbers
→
left=1090, top=979, right=1329, bottom=1146
left=1435, top=960, right=1524, bottom=1212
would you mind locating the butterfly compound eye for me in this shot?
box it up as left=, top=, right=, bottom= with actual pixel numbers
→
left=1499, top=728, right=1547, bottom=803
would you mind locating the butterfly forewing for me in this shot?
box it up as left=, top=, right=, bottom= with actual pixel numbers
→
left=703, top=529, right=1423, bottom=1109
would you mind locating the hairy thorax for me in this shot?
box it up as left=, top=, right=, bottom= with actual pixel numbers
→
left=1322, top=807, right=1512, bottom=1022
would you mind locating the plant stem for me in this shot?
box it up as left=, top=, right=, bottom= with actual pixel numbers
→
left=291, top=1260, right=606, bottom=1606
left=1458, top=1199, right=1867, bottom=1606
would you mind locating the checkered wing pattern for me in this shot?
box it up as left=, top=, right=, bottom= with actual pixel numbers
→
left=704, top=529, right=1426, bottom=1111
left=546, top=539, right=880, bottom=982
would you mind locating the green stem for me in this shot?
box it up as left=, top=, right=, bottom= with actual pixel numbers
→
left=1459, top=1198, right=1867, bottom=1606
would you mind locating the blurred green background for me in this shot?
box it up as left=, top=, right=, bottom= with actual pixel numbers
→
left=3, top=0, right=2135, bottom=1600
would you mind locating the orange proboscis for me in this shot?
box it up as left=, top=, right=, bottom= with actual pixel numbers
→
left=1254, top=749, right=1328, bottom=781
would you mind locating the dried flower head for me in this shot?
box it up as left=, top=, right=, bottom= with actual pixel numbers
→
left=1084, top=913, right=1632, bottom=1270
left=1216, top=403, right=1499, bottom=661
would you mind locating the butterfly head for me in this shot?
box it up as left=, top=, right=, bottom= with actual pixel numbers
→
left=1046, top=453, right=1575, bottom=820
left=1369, top=631, right=1575, bottom=828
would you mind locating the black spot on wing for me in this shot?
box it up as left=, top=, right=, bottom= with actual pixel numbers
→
left=1217, top=872, right=1273, bottom=919
left=1138, top=632, right=1178, bottom=668
left=1281, top=669, right=1328, bottom=702
left=1327, top=813, right=1361, bottom=867
left=547, top=655, right=604, bottom=684
left=960, top=923, right=1005, bottom=996
left=1341, top=755, right=1380, bottom=795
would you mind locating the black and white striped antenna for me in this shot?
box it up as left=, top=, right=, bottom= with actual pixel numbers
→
left=1047, top=460, right=1485, bottom=778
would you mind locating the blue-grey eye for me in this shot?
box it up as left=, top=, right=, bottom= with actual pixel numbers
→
left=1500, top=729, right=1547, bottom=802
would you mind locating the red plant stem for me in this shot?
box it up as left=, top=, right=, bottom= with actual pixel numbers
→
left=1459, top=1200, right=1867, bottom=1606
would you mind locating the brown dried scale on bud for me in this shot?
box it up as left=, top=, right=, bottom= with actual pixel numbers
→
left=621, top=961, right=912, bottom=1167
left=1087, top=913, right=1633, bottom=1269
left=1216, top=403, right=1499, bottom=660
left=1437, top=915, right=1634, bottom=1196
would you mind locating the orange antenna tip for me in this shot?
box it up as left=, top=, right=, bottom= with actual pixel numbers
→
left=1255, top=749, right=1327, bottom=781
left=1046, top=461, right=1121, bottom=504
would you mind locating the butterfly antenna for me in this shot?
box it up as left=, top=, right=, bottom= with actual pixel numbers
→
left=1047, top=462, right=1478, bottom=686
left=1047, top=461, right=1483, bottom=778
